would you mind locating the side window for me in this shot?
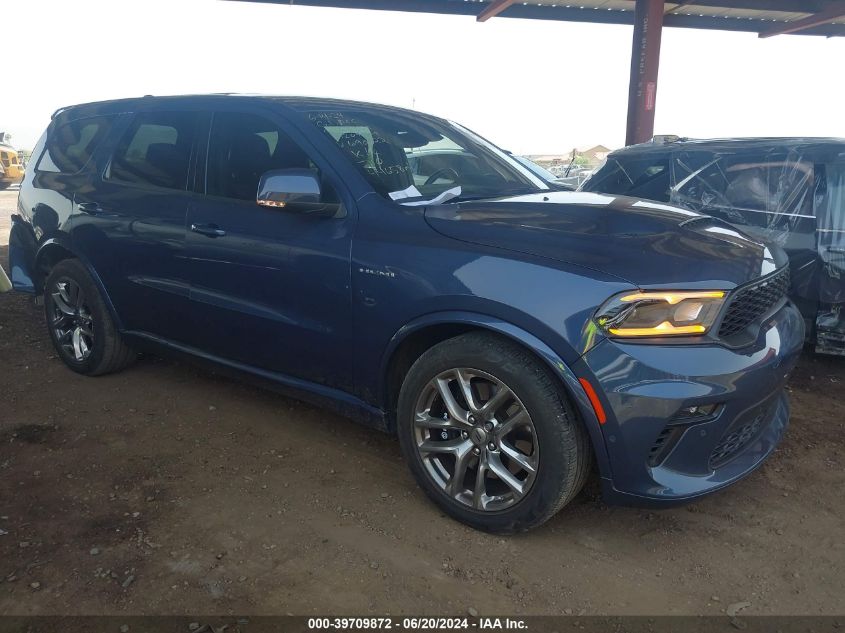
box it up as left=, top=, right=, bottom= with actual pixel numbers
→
left=37, top=117, right=114, bottom=174
left=673, top=152, right=815, bottom=229
left=107, top=112, right=197, bottom=190
left=206, top=111, right=320, bottom=202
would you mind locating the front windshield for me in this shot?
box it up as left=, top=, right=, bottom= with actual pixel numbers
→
left=305, top=108, right=547, bottom=203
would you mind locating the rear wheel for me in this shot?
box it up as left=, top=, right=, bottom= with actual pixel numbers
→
left=44, top=259, right=136, bottom=375
left=397, top=332, right=591, bottom=533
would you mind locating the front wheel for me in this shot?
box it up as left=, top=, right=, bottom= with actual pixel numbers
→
left=397, top=332, right=592, bottom=533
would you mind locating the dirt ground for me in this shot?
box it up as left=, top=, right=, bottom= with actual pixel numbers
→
left=0, top=188, right=843, bottom=617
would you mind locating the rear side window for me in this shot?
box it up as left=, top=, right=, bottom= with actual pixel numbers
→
left=38, top=117, right=114, bottom=174
left=107, top=112, right=197, bottom=190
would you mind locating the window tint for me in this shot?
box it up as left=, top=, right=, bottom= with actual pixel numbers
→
left=107, top=112, right=196, bottom=190
left=206, top=112, right=317, bottom=201
left=582, top=156, right=671, bottom=201
left=38, top=117, right=114, bottom=174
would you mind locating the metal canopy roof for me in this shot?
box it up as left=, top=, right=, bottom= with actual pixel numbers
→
left=232, top=0, right=845, bottom=37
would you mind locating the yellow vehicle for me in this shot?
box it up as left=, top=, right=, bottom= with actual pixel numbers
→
left=0, top=135, right=25, bottom=189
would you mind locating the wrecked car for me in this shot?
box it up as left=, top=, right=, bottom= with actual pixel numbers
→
left=581, top=137, right=845, bottom=356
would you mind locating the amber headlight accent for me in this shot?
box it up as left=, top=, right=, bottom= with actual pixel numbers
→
left=595, top=290, right=726, bottom=338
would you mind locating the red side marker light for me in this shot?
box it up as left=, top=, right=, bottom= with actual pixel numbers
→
left=578, top=378, right=607, bottom=425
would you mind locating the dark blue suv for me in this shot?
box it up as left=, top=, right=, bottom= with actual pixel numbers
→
left=9, top=95, right=804, bottom=532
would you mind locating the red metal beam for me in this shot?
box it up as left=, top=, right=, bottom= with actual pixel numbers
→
left=477, top=0, right=517, bottom=22
left=758, top=5, right=845, bottom=37
left=626, top=0, right=665, bottom=145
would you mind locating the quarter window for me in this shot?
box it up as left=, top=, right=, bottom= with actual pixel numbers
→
left=38, top=117, right=114, bottom=174
left=107, top=112, right=197, bottom=190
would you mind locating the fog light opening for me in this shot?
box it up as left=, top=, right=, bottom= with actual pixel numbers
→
left=671, top=403, right=720, bottom=424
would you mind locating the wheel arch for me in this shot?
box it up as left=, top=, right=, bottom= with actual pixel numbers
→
left=380, top=311, right=611, bottom=479
left=35, top=239, right=124, bottom=330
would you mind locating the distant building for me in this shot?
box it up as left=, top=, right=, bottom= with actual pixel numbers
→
left=526, top=144, right=613, bottom=172
left=578, top=144, right=611, bottom=165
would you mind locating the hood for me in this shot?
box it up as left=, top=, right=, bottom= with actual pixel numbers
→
left=424, top=191, right=787, bottom=288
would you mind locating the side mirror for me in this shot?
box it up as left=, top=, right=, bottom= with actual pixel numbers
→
left=256, top=168, right=341, bottom=217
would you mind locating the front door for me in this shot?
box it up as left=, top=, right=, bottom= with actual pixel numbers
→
left=184, top=110, right=354, bottom=392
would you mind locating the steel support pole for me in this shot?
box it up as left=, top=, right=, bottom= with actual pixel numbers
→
left=625, top=0, right=664, bottom=146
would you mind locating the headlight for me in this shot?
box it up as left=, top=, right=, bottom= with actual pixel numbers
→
left=595, top=290, right=726, bottom=338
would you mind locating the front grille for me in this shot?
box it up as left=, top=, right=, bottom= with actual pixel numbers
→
left=718, top=267, right=790, bottom=339
left=709, top=404, right=769, bottom=468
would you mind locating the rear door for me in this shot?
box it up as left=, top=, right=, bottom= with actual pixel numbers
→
left=72, top=109, right=202, bottom=343
left=184, top=108, right=355, bottom=392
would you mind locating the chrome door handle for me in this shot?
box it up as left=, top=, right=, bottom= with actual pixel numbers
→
left=190, top=223, right=227, bottom=238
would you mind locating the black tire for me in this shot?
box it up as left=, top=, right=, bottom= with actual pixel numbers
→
left=397, top=331, right=592, bottom=533
left=44, top=259, right=136, bottom=376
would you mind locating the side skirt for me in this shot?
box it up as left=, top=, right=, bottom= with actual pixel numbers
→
left=123, top=331, right=389, bottom=432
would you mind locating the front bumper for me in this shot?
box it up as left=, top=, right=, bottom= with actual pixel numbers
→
left=576, top=300, right=804, bottom=505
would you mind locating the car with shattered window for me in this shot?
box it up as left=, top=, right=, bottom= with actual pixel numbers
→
left=9, top=96, right=804, bottom=532
left=580, top=137, right=845, bottom=356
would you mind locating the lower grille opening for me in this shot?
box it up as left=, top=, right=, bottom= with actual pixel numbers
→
left=708, top=404, right=770, bottom=469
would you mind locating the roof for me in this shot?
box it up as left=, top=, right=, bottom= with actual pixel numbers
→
left=54, top=94, right=440, bottom=120
left=608, top=136, right=845, bottom=156
left=229, top=1, right=845, bottom=37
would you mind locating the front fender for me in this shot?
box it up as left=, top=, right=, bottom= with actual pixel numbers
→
left=381, top=311, right=612, bottom=480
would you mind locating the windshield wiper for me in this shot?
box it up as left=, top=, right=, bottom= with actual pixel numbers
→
left=449, top=187, right=545, bottom=203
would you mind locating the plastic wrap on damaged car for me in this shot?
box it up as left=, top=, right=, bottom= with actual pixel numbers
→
left=667, top=144, right=845, bottom=355
left=815, top=163, right=845, bottom=354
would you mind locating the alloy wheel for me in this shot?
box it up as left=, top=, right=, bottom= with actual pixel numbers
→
left=413, top=368, right=539, bottom=511
left=50, top=278, right=95, bottom=362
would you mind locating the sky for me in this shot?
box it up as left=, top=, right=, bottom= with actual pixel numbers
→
left=2, top=0, right=845, bottom=154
